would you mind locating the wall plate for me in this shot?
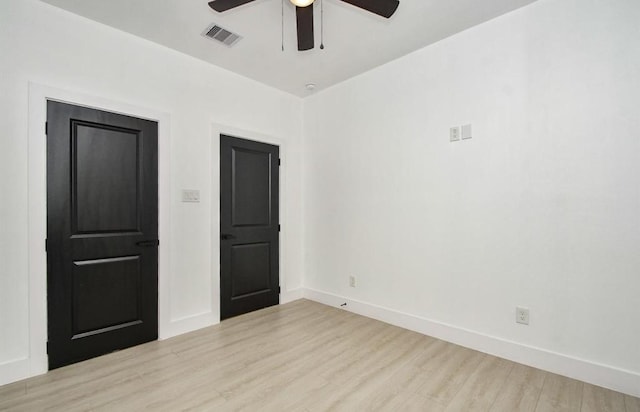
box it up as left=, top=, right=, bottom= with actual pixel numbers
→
left=450, top=126, right=460, bottom=142
left=462, top=124, right=472, bottom=140
left=182, top=189, right=200, bottom=203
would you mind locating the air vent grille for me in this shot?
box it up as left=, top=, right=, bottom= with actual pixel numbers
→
left=203, top=24, right=242, bottom=47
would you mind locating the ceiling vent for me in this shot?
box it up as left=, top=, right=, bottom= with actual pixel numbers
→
left=203, top=24, right=242, bottom=47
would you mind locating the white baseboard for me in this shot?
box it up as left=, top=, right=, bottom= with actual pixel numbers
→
left=160, top=311, right=217, bottom=340
left=0, top=357, right=30, bottom=387
left=281, top=288, right=304, bottom=304
left=303, top=288, right=640, bottom=398
left=158, top=289, right=306, bottom=340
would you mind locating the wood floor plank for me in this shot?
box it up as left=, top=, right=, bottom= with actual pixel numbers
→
left=626, top=394, right=640, bottom=412
left=376, top=392, right=446, bottom=412
left=224, top=372, right=328, bottom=412
left=358, top=365, right=444, bottom=411
left=415, top=342, right=486, bottom=405
left=212, top=312, right=366, bottom=402
left=412, top=338, right=459, bottom=371
left=581, top=383, right=626, bottom=412
left=535, top=373, right=584, bottom=412
left=443, top=355, right=514, bottom=411
left=490, top=363, right=546, bottom=412
left=95, top=373, right=228, bottom=412
left=0, top=381, right=25, bottom=399
left=1, top=299, right=638, bottom=412
left=0, top=380, right=27, bottom=409
left=315, top=333, right=428, bottom=410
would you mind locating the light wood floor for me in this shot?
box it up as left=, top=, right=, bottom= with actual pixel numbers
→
left=1, top=299, right=638, bottom=411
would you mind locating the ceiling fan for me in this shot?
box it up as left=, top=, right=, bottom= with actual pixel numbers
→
left=207, top=0, right=399, bottom=51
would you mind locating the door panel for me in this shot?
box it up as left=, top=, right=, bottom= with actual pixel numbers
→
left=220, top=135, right=279, bottom=320
left=231, top=242, right=271, bottom=298
left=47, top=101, right=158, bottom=369
left=72, top=256, right=142, bottom=337
left=73, top=122, right=140, bottom=234
left=232, top=148, right=272, bottom=226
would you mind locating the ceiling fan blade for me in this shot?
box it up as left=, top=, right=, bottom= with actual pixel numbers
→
left=296, top=5, right=314, bottom=51
left=339, top=0, right=399, bottom=18
left=208, top=0, right=257, bottom=12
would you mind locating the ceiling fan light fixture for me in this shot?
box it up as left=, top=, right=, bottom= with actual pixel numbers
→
left=290, top=0, right=314, bottom=7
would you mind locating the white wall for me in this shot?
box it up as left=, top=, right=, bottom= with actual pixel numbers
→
left=303, top=0, right=640, bottom=395
left=0, top=0, right=304, bottom=384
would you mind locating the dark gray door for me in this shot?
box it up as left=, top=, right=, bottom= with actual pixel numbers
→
left=220, top=135, right=279, bottom=320
left=47, top=101, right=158, bottom=369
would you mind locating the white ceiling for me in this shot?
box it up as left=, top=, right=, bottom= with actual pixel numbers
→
left=41, top=0, right=538, bottom=97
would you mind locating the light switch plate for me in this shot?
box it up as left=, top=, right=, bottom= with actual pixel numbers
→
left=182, top=189, right=200, bottom=203
left=462, top=124, right=472, bottom=140
left=450, top=126, right=460, bottom=142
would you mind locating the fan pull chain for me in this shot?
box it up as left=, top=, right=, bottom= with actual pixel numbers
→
left=281, top=0, right=285, bottom=51
left=320, top=0, right=325, bottom=49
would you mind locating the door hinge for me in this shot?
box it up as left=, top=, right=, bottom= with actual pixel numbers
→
left=46, top=341, right=49, bottom=354
left=45, top=239, right=48, bottom=252
left=278, top=224, right=281, bottom=232
left=278, top=158, right=281, bottom=166
left=45, top=122, right=48, bottom=135
left=278, top=286, right=281, bottom=294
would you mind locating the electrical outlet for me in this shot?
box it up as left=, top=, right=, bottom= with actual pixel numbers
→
left=516, top=307, right=530, bottom=325
left=450, top=126, right=461, bottom=142
left=349, top=276, right=356, bottom=288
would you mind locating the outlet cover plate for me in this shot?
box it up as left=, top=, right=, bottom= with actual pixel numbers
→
left=516, top=307, right=530, bottom=325
left=462, top=124, right=472, bottom=140
left=450, top=126, right=461, bottom=142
